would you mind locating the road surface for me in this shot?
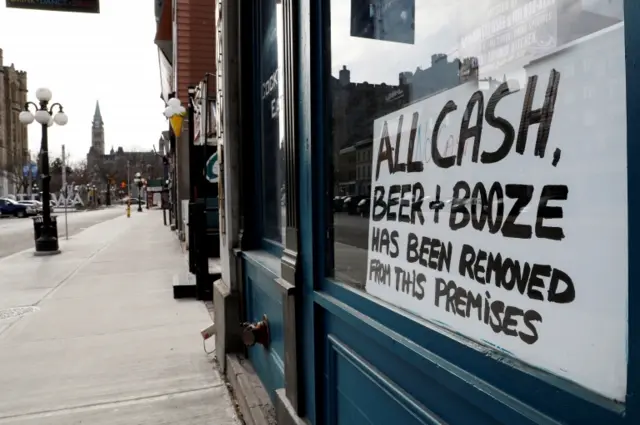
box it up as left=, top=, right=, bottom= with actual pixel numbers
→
left=0, top=208, right=126, bottom=259
left=334, top=212, right=369, bottom=249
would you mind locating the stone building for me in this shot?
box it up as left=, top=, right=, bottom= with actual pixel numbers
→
left=0, top=48, right=29, bottom=197
left=90, top=100, right=105, bottom=157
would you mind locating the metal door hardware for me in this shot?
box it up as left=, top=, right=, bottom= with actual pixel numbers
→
left=241, top=314, right=270, bottom=348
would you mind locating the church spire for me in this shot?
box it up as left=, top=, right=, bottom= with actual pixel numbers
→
left=93, top=100, right=103, bottom=127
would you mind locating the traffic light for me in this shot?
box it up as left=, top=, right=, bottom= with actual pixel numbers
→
left=121, top=181, right=127, bottom=189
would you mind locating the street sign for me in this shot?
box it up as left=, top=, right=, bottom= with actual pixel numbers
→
left=6, top=0, right=100, bottom=14
left=205, top=151, right=219, bottom=183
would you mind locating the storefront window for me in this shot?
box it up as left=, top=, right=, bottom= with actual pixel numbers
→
left=258, top=0, right=286, bottom=245
left=328, top=0, right=627, bottom=402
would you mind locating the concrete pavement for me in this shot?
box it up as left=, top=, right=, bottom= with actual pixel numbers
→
left=0, top=210, right=239, bottom=424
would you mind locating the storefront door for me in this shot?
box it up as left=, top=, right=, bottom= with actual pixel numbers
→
left=296, top=1, right=640, bottom=424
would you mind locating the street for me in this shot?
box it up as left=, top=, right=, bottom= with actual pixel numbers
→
left=333, top=213, right=370, bottom=288
left=334, top=212, right=369, bottom=250
left=0, top=208, right=125, bottom=259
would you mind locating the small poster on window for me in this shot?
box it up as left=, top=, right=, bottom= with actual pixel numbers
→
left=350, top=0, right=415, bottom=45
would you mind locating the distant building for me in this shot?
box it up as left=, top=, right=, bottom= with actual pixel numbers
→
left=0, top=48, right=28, bottom=197
left=333, top=55, right=477, bottom=196
left=90, top=100, right=105, bottom=156
left=86, top=100, right=163, bottom=195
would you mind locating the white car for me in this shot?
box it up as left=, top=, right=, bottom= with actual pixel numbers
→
left=18, top=200, right=43, bottom=214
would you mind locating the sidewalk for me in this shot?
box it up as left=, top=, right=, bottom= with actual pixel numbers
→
left=0, top=210, right=239, bottom=424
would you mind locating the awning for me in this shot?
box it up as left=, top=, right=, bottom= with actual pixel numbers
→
left=157, top=48, right=173, bottom=104
left=154, top=0, right=173, bottom=62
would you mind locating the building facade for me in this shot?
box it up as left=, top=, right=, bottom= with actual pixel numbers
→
left=0, top=48, right=28, bottom=197
left=211, top=1, right=639, bottom=425
left=153, top=0, right=216, bottom=236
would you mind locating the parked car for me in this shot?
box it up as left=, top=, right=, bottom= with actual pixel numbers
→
left=18, top=200, right=43, bottom=214
left=333, top=196, right=346, bottom=212
left=343, top=195, right=366, bottom=215
left=357, top=197, right=370, bottom=217
left=0, top=198, right=36, bottom=218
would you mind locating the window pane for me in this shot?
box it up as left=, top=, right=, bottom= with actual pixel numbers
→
left=259, top=0, right=286, bottom=243
left=328, top=0, right=626, bottom=401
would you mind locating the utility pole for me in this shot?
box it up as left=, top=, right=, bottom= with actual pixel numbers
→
left=127, top=160, right=131, bottom=199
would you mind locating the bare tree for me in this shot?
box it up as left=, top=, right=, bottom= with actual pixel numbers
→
left=69, top=160, right=91, bottom=186
left=0, top=151, right=36, bottom=194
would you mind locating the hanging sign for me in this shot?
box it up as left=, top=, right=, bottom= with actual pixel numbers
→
left=6, top=0, right=100, bottom=13
left=206, top=100, right=217, bottom=145
left=194, top=81, right=205, bottom=145
left=170, top=114, right=184, bottom=137
left=205, top=151, right=219, bottom=183
left=364, top=26, right=628, bottom=401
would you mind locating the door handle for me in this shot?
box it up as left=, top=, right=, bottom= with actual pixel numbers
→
left=241, top=314, right=270, bottom=348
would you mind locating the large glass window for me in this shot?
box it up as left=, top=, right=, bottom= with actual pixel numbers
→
left=327, top=0, right=627, bottom=402
left=258, top=0, right=286, bottom=246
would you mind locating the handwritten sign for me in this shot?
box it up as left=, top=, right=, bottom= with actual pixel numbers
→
left=365, top=25, right=627, bottom=401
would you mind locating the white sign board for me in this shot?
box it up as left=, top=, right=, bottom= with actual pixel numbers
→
left=194, top=80, right=205, bottom=146
left=51, top=192, right=84, bottom=208
left=365, top=25, right=627, bottom=401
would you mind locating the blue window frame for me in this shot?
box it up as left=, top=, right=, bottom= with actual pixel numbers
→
left=251, top=0, right=285, bottom=257
left=297, top=0, right=640, bottom=424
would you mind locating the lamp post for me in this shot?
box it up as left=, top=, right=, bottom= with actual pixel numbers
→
left=162, top=179, right=169, bottom=226
left=19, top=88, right=69, bottom=255
left=186, top=86, right=198, bottom=202
left=145, top=176, right=150, bottom=210
left=90, top=184, right=96, bottom=207
left=134, top=172, right=143, bottom=212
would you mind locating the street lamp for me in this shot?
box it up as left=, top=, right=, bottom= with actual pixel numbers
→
left=134, top=172, right=143, bottom=212
left=19, top=87, right=68, bottom=255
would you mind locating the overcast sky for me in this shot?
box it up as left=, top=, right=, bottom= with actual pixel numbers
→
left=0, top=1, right=166, bottom=163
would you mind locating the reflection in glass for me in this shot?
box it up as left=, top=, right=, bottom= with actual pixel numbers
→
left=259, top=0, right=287, bottom=244
left=327, top=0, right=628, bottom=400
left=328, top=0, right=624, bottom=287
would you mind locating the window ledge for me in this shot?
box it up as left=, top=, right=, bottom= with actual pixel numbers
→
left=241, top=249, right=281, bottom=279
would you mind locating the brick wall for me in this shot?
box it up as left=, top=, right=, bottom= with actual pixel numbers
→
left=174, top=0, right=216, bottom=101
